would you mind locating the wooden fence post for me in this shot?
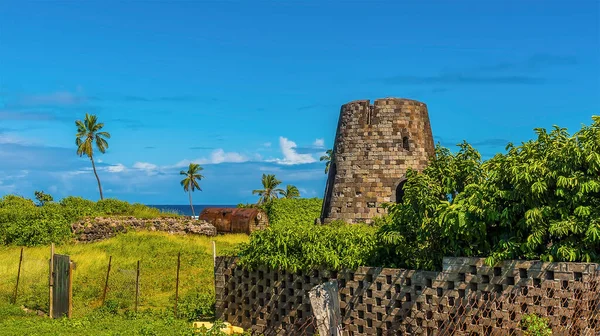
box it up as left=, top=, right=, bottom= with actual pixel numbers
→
left=174, top=252, right=181, bottom=317
left=212, top=241, right=216, bottom=265
left=49, top=243, right=54, bottom=318
left=12, top=247, right=24, bottom=304
left=68, top=261, right=73, bottom=318
left=309, top=280, right=343, bottom=336
left=135, top=260, right=140, bottom=312
left=102, top=256, right=112, bottom=305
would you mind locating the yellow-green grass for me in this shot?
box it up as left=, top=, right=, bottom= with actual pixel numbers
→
left=0, top=232, right=248, bottom=318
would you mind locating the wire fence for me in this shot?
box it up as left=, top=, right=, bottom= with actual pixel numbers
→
left=290, top=272, right=600, bottom=336
left=435, top=271, right=600, bottom=336
left=1, top=247, right=215, bottom=319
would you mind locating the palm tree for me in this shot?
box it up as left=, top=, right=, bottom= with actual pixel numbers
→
left=180, top=163, right=204, bottom=217
left=320, top=149, right=333, bottom=174
left=75, top=113, right=111, bottom=200
left=252, top=174, right=284, bottom=205
left=280, top=185, right=300, bottom=199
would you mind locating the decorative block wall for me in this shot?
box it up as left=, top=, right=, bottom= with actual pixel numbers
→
left=320, top=98, right=436, bottom=224
left=214, top=257, right=600, bottom=335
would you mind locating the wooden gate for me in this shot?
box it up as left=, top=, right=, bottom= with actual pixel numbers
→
left=51, top=254, right=73, bottom=318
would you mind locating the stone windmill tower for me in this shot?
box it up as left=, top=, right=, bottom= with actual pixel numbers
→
left=319, top=98, right=435, bottom=224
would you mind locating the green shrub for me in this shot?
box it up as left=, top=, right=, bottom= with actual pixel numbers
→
left=238, top=221, right=377, bottom=272
left=263, top=198, right=322, bottom=227
left=0, top=203, right=72, bottom=246
left=60, top=196, right=98, bottom=220
left=521, top=314, right=552, bottom=335
left=95, top=198, right=133, bottom=215
left=177, top=291, right=215, bottom=321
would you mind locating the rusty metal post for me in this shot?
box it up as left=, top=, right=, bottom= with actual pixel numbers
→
left=12, top=247, right=24, bottom=304
left=102, top=256, right=112, bottom=305
left=174, top=252, right=181, bottom=317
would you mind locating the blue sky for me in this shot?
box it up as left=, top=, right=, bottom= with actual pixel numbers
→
left=0, top=0, right=598, bottom=204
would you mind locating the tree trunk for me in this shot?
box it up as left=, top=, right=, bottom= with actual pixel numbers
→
left=188, top=189, right=195, bottom=217
left=90, top=155, right=104, bottom=200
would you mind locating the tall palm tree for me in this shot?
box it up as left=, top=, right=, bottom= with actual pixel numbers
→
left=252, top=174, right=284, bottom=205
left=320, top=149, right=333, bottom=174
left=280, top=185, right=300, bottom=199
left=75, top=113, right=111, bottom=200
left=180, top=163, right=204, bottom=217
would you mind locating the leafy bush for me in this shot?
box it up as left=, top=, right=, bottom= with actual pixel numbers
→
left=264, top=198, right=323, bottom=227
left=238, top=221, right=377, bottom=272
left=521, top=314, right=552, bottom=335
left=95, top=198, right=132, bottom=215
left=177, top=291, right=215, bottom=321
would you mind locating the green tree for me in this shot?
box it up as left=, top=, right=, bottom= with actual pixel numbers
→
left=280, top=185, right=301, bottom=199
left=252, top=174, right=284, bottom=205
left=320, top=149, right=333, bottom=174
left=34, top=191, right=54, bottom=206
left=376, top=116, right=600, bottom=270
left=75, top=113, right=111, bottom=200
left=180, top=163, right=204, bottom=217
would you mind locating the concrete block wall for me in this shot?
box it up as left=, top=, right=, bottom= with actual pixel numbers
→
left=214, top=257, right=600, bottom=335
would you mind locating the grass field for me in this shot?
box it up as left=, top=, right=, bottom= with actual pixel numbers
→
left=0, top=232, right=248, bottom=321
left=0, top=302, right=197, bottom=336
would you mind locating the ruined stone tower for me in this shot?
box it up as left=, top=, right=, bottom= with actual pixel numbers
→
left=320, top=98, right=435, bottom=224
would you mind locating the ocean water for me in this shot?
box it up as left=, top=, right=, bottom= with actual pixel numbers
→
left=147, top=204, right=236, bottom=216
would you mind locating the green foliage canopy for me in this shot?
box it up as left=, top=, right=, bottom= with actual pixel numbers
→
left=377, top=116, right=600, bottom=270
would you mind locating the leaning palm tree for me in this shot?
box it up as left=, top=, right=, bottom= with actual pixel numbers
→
left=252, top=174, right=284, bottom=205
left=280, top=185, right=300, bottom=199
left=320, top=149, right=333, bottom=174
left=180, top=163, right=204, bottom=217
left=75, top=113, right=111, bottom=200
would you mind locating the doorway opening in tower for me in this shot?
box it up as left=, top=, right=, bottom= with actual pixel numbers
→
left=395, top=180, right=407, bottom=204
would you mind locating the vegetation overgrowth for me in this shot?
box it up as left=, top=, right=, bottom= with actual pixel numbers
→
left=237, top=197, right=322, bottom=227
left=0, top=195, right=181, bottom=246
left=0, top=232, right=248, bottom=320
left=238, top=220, right=377, bottom=272
left=0, top=302, right=253, bottom=336
left=239, top=117, right=600, bottom=272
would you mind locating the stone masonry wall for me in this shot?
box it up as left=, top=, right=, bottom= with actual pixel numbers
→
left=321, top=98, right=435, bottom=224
left=214, top=257, right=600, bottom=335
left=72, top=216, right=217, bottom=242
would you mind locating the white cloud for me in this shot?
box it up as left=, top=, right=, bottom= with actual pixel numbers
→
left=133, top=162, right=160, bottom=175
left=269, top=137, right=317, bottom=165
left=174, top=148, right=248, bottom=167
left=133, top=162, right=158, bottom=170
left=263, top=142, right=272, bottom=148
left=107, top=163, right=127, bottom=173
left=313, top=138, right=325, bottom=148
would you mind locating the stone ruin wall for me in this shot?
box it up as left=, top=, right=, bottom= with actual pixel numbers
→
left=214, top=256, right=600, bottom=335
left=71, top=216, right=217, bottom=242
left=321, top=98, right=435, bottom=224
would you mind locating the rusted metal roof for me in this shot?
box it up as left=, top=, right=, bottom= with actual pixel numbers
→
left=199, top=207, right=267, bottom=234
